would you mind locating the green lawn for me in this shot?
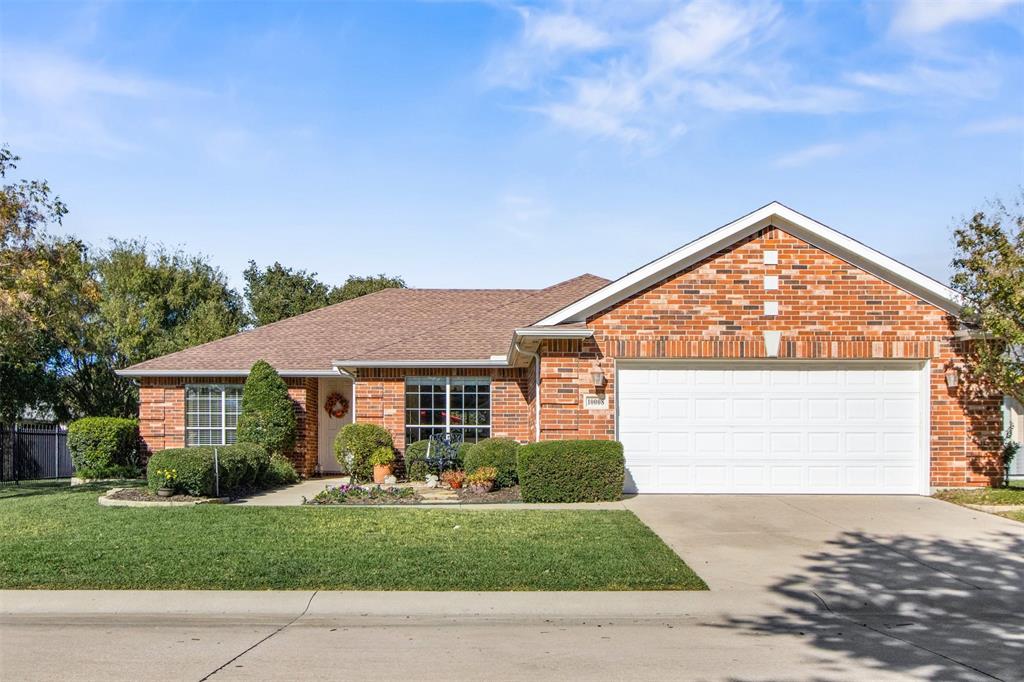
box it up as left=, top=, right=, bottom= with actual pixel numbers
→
left=933, top=481, right=1024, bottom=506
left=0, top=480, right=706, bottom=591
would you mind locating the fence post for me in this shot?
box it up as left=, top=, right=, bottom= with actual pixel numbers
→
left=54, top=427, right=59, bottom=479
left=13, top=423, right=18, bottom=483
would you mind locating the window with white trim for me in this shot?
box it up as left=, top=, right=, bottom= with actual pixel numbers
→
left=185, top=385, right=243, bottom=446
left=405, top=377, right=491, bottom=444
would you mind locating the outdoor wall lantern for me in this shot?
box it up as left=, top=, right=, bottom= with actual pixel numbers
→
left=945, top=367, right=959, bottom=388
left=591, top=369, right=607, bottom=386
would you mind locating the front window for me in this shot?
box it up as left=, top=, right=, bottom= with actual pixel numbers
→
left=185, top=385, right=243, bottom=446
left=405, top=377, right=491, bottom=445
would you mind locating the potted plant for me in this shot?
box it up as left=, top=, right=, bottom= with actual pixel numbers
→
left=441, top=469, right=466, bottom=490
left=155, top=468, right=177, bottom=497
left=370, top=446, right=396, bottom=484
left=466, top=467, right=497, bottom=494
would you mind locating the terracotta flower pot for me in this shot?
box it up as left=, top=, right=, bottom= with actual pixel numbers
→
left=373, top=464, right=393, bottom=484
left=448, top=480, right=463, bottom=489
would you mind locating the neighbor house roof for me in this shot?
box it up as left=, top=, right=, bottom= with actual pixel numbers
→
left=118, top=274, right=609, bottom=376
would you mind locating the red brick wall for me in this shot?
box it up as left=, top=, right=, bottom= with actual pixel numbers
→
left=354, top=367, right=531, bottom=452
left=534, top=226, right=1003, bottom=487
left=138, top=376, right=318, bottom=476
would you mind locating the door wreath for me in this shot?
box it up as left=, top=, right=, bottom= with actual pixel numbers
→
left=324, top=392, right=350, bottom=419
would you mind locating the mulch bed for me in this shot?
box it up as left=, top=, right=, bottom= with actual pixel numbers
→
left=107, top=488, right=204, bottom=503
left=456, top=485, right=521, bottom=504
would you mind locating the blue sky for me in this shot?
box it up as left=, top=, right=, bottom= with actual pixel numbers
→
left=2, top=1, right=1022, bottom=292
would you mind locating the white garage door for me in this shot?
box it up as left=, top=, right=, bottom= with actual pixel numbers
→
left=617, top=362, right=928, bottom=494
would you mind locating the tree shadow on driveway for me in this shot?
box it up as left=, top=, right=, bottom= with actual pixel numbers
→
left=719, top=530, right=1024, bottom=681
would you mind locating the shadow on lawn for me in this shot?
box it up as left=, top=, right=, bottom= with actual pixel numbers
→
left=720, top=530, right=1024, bottom=682
left=0, top=479, right=140, bottom=501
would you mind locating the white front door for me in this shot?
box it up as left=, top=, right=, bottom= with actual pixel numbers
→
left=617, top=361, right=929, bottom=495
left=318, top=377, right=354, bottom=474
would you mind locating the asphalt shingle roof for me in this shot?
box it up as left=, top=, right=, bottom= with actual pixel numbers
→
left=122, top=273, right=608, bottom=373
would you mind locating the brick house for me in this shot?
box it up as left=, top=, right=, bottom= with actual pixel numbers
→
left=119, top=203, right=1004, bottom=494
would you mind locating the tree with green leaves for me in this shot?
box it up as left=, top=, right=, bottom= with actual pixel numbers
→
left=243, top=260, right=331, bottom=326
left=951, top=194, right=1024, bottom=405
left=61, top=239, right=248, bottom=418
left=0, top=147, right=98, bottom=424
left=328, top=273, right=406, bottom=304
left=244, top=262, right=405, bottom=326
left=236, top=360, right=297, bottom=456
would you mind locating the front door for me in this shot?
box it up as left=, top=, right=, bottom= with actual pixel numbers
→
left=318, top=377, right=353, bottom=474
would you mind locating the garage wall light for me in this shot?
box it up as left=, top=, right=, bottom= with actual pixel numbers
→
left=945, top=367, right=959, bottom=388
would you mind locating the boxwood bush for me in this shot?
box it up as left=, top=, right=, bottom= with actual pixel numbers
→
left=67, top=417, right=139, bottom=479
left=261, top=453, right=300, bottom=487
left=463, top=437, right=520, bottom=488
left=517, top=440, right=625, bottom=503
left=146, top=443, right=270, bottom=496
left=334, top=423, right=393, bottom=482
left=404, top=440, right=430, bottom=481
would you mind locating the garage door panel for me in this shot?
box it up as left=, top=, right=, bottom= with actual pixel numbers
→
left=618, top=363, right=925, bottom=494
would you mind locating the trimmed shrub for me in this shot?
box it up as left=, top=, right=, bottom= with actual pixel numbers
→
left=67, top=417, right=139, bottom=478
left=404, top=440, right=431, bottom=481
left=369, top=446, right=395, bottom=466
left=334, top=423, right=393, bottom=482
left=463, top=437, right=520, bottom=488
left=236, top=360, right=297, bottom=456
left=517, top=440, right=625, bottom=503
left=261, top=453, right=300, bottom=487
left=147, top=448, right=213, bottom=496
left=146, top=443, right=270, bottom=496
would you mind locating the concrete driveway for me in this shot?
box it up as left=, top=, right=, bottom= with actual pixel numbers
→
left=624, top=494, right=1024, bottom=680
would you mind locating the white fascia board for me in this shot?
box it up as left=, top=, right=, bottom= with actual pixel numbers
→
left=513, top=327, right=594, bottom=338
left=535, top=202, right=962, bottom=325
left=332, top=359, right=510, bottom=369
left=115, top=369, right=340, bottom=378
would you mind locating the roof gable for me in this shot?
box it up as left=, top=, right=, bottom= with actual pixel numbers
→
left=533, top=202, right=961, bottom=326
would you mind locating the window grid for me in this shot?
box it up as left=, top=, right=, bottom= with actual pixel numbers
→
left=185, top=385, right=243, bottom=446
left=405, top=377, right=491, bottom=445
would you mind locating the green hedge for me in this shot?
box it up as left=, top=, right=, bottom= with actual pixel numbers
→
left=67, top=417, right=139, bottom=479
left=463, top=437, right=520, bottom=488
left=334, top=423, right=392, bottom=482
left=146, top=443, right=270, bottom=496
left=517, top=440, right=625, bottom=503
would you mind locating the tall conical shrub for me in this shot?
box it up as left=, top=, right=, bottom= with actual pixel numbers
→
left=236, top=360, right=297, bottom=456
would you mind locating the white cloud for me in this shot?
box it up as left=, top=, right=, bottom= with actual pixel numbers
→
left=521, top=9, right=611, bottom=52
left=959, top=116, right=1024, bottom=135
left=847, top=63, right=999, bottom=98
left=647, top=0, right=779, bottom=74
left=486, top=1, right=863, bottom=145
left=775, top=143, right=846, bottom=168
left=2, top=49, right=185, bottom=104
left=891, top=0, right=1017, bottom=36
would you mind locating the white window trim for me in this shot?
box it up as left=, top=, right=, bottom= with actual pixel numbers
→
left=404, top=376, right=492, bottom=440
left=184, top=384, right=242, bottom=447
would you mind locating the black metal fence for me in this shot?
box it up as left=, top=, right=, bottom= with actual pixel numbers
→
left=0, top=423, right=73, bottom=483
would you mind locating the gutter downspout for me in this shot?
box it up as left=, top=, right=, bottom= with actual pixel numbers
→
left=514, top=342, right=541, bottom=442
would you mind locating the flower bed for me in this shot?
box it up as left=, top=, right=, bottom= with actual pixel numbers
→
left=456, top=484, right=521, bottom=504
left=304, top=484, right=421, bottom=505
